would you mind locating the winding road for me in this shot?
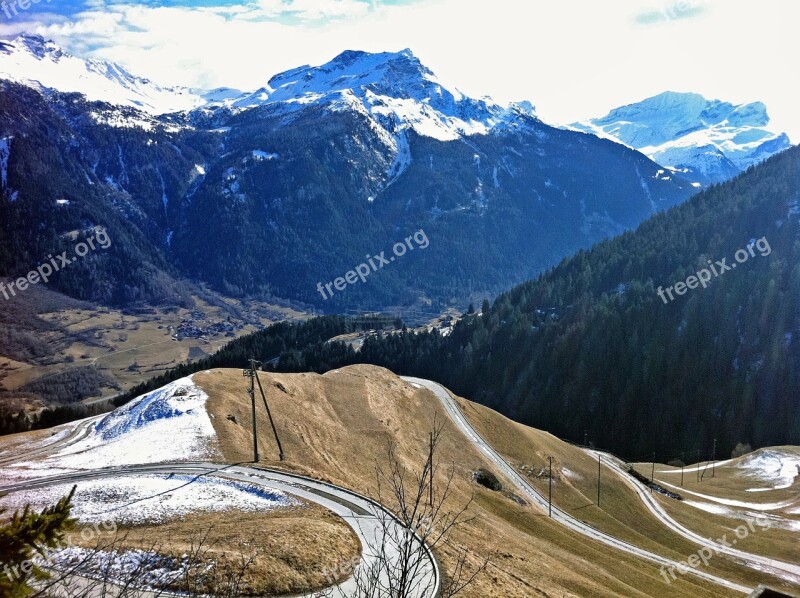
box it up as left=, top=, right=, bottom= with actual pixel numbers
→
left=589, top=449, right=800, bottom=584
left=404, top=377, right=757, bottom=595
left=0, top=454, right=439, bottom=597
left=0, top=415, right=104, bottom=467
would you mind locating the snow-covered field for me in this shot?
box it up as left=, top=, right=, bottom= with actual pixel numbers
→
left=0, top=474, right=298, bottom=525
left=47, top=547, right=192, bottom=590
left=0, top=375, right=308, bottom=592
left=662, top=482, right=797, bottom=512
left=3, top=376, right=220, bottom=481
left=738, top=450, right=800, bottom=491
left=663, top=449, right=800, bottom=532
left=682, top=499, right=800, bottom=532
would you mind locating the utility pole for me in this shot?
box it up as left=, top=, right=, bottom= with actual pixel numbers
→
left=243, top=364, right=259, bottom=463
left=253, top=362, right=285, bottom=461
left=428, top=432, right=434, bottom=507
left=584, top=430, right=588, bottom=447
left=711, top=438, right=717, bottom=478
left=680, top=451, right=684, bottom=487
left=597, top=453, right=601, bottom=507
left=651, top=452, right=656, bottom=492
left=697, top=448, right=701, bottom=483
left=548, top=456, right=553, bottom=517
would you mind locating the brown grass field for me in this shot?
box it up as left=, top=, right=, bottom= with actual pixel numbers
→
left=629, top=451, right=800, bottom=566
left=0, top=289, right=307, bottom=412
left=196, top=365, right=774, bottom=597
left=70, top=506, right=361, bottom=595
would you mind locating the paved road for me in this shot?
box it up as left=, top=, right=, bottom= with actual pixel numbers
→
left=404, top=377, right=754, bottom=595
left=0, top=415, right=104, bottom=467
left=1, top=464, right=439, bottom=597
left=591, top=450, right=800, bottom=584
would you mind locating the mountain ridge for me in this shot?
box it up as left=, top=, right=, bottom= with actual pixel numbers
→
left=572, top=91, right=792, bottom=186
left=0, top=34, right=213, bottom=114
left=0, top=44, right=695, bottom=309
left=2, top=33, right=790, bottom=188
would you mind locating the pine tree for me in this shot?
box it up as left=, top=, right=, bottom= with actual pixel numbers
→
left=0, top=487, right=76, bottom=597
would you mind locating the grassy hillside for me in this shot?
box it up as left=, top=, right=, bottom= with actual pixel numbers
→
left=196, top=366, right=792, bottom=597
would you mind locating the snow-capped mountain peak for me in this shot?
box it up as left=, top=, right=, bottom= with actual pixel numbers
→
left=233, top=48, right=537, bottom=142
left=572, top=91, right=792, bottom=186
left=0, top=37, right=535, bottom=141
left=0, top=34, right=208, bottom=114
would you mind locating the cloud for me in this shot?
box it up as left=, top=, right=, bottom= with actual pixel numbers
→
left=0, top=0, right=797, bottom=142
left=634, top=1, right=707, bottom=25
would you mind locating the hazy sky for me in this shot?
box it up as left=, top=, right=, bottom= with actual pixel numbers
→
left=1, top=0, right=797, bottom=139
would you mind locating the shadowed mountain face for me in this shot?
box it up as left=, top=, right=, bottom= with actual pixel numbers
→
left=1, top=44, right=694, bottom=309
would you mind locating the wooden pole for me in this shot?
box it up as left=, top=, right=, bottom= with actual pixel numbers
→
left=597, top=453, right=601, bottom=507
left=245, top=365, right=259, bottom=463
left=651, top=452, right=655, bottom=492
left=253, top=364, right=285, bottom=461
left=712, top=438, right=717, bottom=478
left=548, top=457, right=553, bottom=517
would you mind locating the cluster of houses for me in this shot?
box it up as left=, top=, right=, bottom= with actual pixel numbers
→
left=171, top=311, right=244, bottom=341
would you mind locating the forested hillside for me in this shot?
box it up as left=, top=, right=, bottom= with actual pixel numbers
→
left=0, top=82, right=214, bottom=305
left=181, top=146, right=798, bottom=460
left=334, top=145, right=799, bottom=459
left=73, top=147, right=799, bottom=456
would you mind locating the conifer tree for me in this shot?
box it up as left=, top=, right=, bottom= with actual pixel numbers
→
left=0, top=487, right=76, bottom=597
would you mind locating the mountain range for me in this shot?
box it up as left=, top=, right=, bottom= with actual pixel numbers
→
left=0, top=34, right=794, bottom=312
left=0, top=34, right=216, bottom=114
left=0, top=34, right=700, bottom=310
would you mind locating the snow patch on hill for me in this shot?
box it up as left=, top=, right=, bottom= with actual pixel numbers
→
left=15, top=377, right=220, bottom=473
left=738, top=450, right=800, bottom=490
left=0, top=474, right=297, bottom=524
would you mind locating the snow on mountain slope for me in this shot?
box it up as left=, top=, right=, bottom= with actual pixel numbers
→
left=232, top=49, right=537, bottom=142
left=0, top=34, right=208, bottom=114
left=16, top=377, right=221, bottom=473
left=572, top=91, right=792, bottom=186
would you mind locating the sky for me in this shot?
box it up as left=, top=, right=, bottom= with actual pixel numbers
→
left=0, top=0, right=797, bottom=139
